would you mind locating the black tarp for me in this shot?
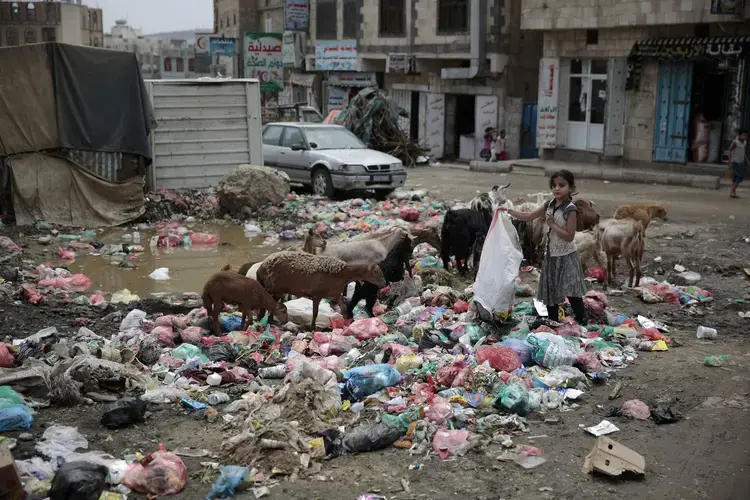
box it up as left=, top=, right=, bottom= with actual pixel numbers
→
left=0, top=42, right=156, bottom=159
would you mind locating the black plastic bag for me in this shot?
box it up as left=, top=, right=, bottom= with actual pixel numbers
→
left=651, top=400, right=682, bottom=425
left=208, top=341, right=236, bottom=363
left=321, top=423, right=402, bottom=458
left=101, top=396, right=147, bottom=429
left=49, top=461, right=108, bottom=500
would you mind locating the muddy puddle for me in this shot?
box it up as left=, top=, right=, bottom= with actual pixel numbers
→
left=60, top=223, right=297, bottom=297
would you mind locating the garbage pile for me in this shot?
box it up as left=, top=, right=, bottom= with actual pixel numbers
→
left=334, top=87, right=429, bottom=167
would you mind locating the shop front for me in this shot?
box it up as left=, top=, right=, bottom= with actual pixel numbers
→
left=627, top=36, right=750, bottom=164
left=326, top=71, right=379, bottom=114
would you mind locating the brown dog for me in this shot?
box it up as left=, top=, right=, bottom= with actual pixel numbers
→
left=613, top=203, right=667, bottom=230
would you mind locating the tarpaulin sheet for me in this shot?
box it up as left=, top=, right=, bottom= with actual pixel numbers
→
left=0, top=43, right=155, bottom=158
left=10, top=153, right=146, bottom=227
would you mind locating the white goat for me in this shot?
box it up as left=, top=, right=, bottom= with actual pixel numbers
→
left=597, top=218, right=645, bottom=288
left=574, top=230, right=606, bottom=271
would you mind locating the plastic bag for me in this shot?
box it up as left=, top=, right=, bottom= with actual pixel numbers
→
left=0, top=386, right=25, bottom=408
left=189, top=232, right=219, bottom=245
left=0, top=343, right=15, bottom=368
left=111, top=288, right=140, bottom=304
left=284, top=298, right=342, bottom=329
left=344, top=317, right=389, bottom=340
left=151, top=325, right=175, bottom=347
left=0, top=235, right=21, bottom=253
left=476, top=346, right=522, bottom=372
left=39, top=274, right=93, bottom=291
left=432, top=429, right=470, bottom=459
left=473, top=211, right=523, bottom=321
left=621, top=399, right=650, bottom=420
left=399, top=206, right=419, bottom=221
left=322, top=423, right=402, bottom=458
left=36, top=426, right=88, bottom=460
left=538, top=366, right=586, bottom=387
left=527, top=334, right=580, bottom=368
left=172, top=343, right=208, bottom=362
left=141, top=387, right=189, bottom=404
left=424, top=398, right=453, bottom=425
left=49, top=461, right=108, bottom=500
left=208, top=342, right=237, bottom=362
left=180, top=326, right=204, bottom=345
left=149, top=268, right=171, bottom=281
left=496, top=382, right=529, bottom=416
left=121, top=309, right=147, bottom=331
left=436, top=360, right=465, bottom=387
left=101, top=397, right=147, bottom=429
left=0, top=405, right=33, bottom=431
left=206, top=465, right=250, bottom=499
left=342, top=364, right=402, bottom=401
left=499, top=338, right=533, bottom=365
left=584, top=267, right=606, bottom=281
left=22, top=283, right=43, bottom=304
left=123, top=445, right=187, bottom=495
left=575, top=350, right=603, bottom=373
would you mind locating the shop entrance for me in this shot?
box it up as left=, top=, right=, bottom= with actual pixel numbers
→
left=443, top=94, right=476, bottom=160
left=566, top=59, right=607, bottom=151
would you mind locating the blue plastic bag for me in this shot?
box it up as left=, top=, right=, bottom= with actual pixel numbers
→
left=342, top=364, right=402, bottom=401
left=220, top=314, right=243, bottom=333
left=499, top=338, right=533, bottom=365
left=0, top=405, right=34, bottom=431
left=206, top=465, right=250, bottom=499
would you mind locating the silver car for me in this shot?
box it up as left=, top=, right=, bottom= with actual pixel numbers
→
left=262, top=123, right=407, bottom=198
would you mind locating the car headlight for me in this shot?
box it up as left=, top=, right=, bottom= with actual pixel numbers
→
left=342, top=164, right=365, bottom=171
left=391, top=162, right=404, bottom=170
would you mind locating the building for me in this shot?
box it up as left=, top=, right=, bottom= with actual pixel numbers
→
left=104, top=19, right=161, bottom=78
left=522, top=0, right=750, bottom=169
left=0, top=0, right=103, bottom=47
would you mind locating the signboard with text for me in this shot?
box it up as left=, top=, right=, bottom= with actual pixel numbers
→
left=195, top=34, right=212, bottom=54
left=282, top=31, right=303, bottom=68
left=244, top=33, right=284, bottom=92
left=284, top=0, right=309, bottom=31
left=386, top=53, right=415, bottom=74
left=536, top=58, right=559, bottom=149
left=710, top=0, right=742, bottom=14
left=315, top=40, right=358, bottom=71
left=328, top=72, right=376, bottom=87
left=210, top=36, right=237, bottom=57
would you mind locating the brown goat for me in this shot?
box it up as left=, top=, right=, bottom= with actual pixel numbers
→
left=202, top=266, right=288, bottom=336
left=613, top=203, right=667, bottom=230
left=257, top=251, right=386, bottom=330
left=598, top=219, right=645, bottom=288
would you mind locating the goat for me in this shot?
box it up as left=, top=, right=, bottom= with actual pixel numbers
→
left=202, top=267, right=288, bottom=336
left=613, top=203, right=667, bottom=231
left=574, top=230, right=607, bottom=271
left=469, top=183, right=512, bottom=224
left=347, top=236, right=411, bottom=317
left=257, top=251, right=386, bottom=330
left=598, top=218, right=645, bottom=288
left=440, top=208, right=490, bottom=274
left=512, top=200, right=546, bottom=264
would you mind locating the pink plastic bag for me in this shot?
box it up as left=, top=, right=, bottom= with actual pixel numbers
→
left=89, top=294, right=106, bottom=306
left=343, top=317, right=388, bottom=340
left=621, top=399, right=650, bottom=420
left=372, top=303, right=387, bottom=316
left=584, top=267, right=606, bottom=282
left=123, top=445, right=187, bottom=496
left=151, top=326, right=175, bottom=347
left=22, top=284, right=43, bottom=304
left=0, top=236, right=21, bottom=253
left=329, top=332, right=359, bottom=355
left=556, top=320, right=583, bottom=337
left=399, top=206, right=419, bottom=222
left=453, top=300, right=470, bottom=313
left=0, top=343, right=15, bottom=368
left=575, top=350, right=603, bottom=373
left=381, top=343, right=415, bottom=362
left=157, top=354, right=184, bottom=369
left=476, top=346, right=521, bottom=372
left=180, top=326, right=204, bottom=345
left=58, top=246, right=76, bottom=260
left=38, top=274, right=93, bottom=292
left=432, top=429, right=470, bottom=459
left=436, top=360, right=465, bottom=387
left=189, top=232, right=219, bottom=245
left=424, top=398, right=453, bottom=425
left=156, top=315, right=188, bottom=330
left=643, top=284, right=680, bottom=305
left=291, top=339, right=309, bottom=353
left=452, top=365, right=474, bottom=388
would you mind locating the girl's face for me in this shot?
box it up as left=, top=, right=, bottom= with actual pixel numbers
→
left=550, top=176, right=571, bottom=200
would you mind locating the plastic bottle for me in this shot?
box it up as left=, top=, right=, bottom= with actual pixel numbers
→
left=208, top=392, right=230, bottom=405
left=342, top=364, right=403, bottom=401
left=696, top=326, right=717, bottom=339
left=259, top=365, right=286, bottom=379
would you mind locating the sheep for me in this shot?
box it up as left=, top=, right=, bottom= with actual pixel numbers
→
left=597, top=218, right=645, bottom=288
left=202, top=267, right=289, bottom=337
left=440, top=208, right=490, bottom=274
left=347, top=236, right=411, bottom=317
left=613, top=203, right=667, bottom=231
left=574, top=230, right=607, bottom=271
left=256, top=251, right=386, bottom=330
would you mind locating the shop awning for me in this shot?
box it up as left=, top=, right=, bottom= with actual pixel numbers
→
left=626, top=36, right=750, bottom=90
left=289, top=72, right=318, bottom=87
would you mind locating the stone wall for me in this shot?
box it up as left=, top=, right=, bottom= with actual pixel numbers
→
left=623, top=59, right=658, bottom=162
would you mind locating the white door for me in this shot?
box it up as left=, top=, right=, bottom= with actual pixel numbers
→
left=566, top=59, right=607, bottom=151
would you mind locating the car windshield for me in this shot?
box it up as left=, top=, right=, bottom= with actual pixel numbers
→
left=303, top=110, right=323, bottom=123
left=304, top=127, right=366, bottom=150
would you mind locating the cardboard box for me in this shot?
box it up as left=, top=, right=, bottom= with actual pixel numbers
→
left=0, top=444, right=23, bottom=499
left=582, top=436, right=646, bottom=477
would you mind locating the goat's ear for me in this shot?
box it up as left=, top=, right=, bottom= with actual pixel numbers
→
left=491, top=185, right=499, bottom=191
left=308, top=228, right=314, bottom=235
left=502, top=183, right=511, bottom=189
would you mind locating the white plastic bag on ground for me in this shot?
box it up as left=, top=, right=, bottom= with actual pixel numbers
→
left=284, top=298, right=342, bottom=329
left=473, top=211, right=523, bottom=321
left=149, top=268, right=170, bottom=281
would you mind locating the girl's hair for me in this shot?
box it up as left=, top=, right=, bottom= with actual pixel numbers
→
left=549, top=170, right=577, bottom=196
left=485, top=127, right=493, bottom=134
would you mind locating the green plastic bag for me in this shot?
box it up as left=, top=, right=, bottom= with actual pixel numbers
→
left=0, top=386, right=25, bottom=409
left=172, top=344, right=209, bottom=362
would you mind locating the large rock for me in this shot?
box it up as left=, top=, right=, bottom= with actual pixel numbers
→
left=217, top=165, right=290, bottom=214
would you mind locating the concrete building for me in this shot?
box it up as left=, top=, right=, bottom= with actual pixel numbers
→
left=104, top=19, right=161, bottom=78
left=522, top=0, right=750, bottom=171
left=0, top=0, right=103, bottom=47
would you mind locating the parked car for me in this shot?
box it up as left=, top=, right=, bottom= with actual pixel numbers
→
left=262, top=123, right=407, bottom=198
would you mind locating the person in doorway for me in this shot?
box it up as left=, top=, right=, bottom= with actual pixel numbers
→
left=480, top=127, right=494, bottom=161
left=500, top=170, right=587, bottom=325
left=495, top=129, right=508, bottom=161
left=728, top=128, right=747, bottom=199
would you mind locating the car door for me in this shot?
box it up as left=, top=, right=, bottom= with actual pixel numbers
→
left=278, top=126, right=310, bottom=183
left=262, top=125, right=284, bottom=167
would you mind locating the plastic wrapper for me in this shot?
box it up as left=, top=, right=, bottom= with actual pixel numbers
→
left=432, top=429, right=470, bottom=459
left=322, top=423, right=402, bottom=458
left=49, top=461, right=108, bottom=500
left=101, top=397, right=147, bottom=429
left=476, top=346, right=522, bottom=372
left=343, top=317, right=389, bottom=340
left=206, top=465, right=250, bottom=499
left=621, top=399, right=650, bottom=420
left=123, top=445, right=187, bottom=496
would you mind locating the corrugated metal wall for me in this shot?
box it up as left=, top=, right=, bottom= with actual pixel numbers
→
left=147, top=80, right=263, bottom=190
left=67, top=150, right=122, bottom=182
left=388, top=89, right=411, bottom=135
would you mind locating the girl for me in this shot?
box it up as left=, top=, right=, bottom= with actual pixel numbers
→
left=480, top=127, right=494, bottom=161
left=728, top=129, right=747, bottom=199
left=500, top=170, right=587, bottom=324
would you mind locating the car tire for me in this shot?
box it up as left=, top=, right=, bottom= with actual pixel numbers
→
left=312, top=168, right=335, bottom=198
left=373, top=189, right=394, bottom=201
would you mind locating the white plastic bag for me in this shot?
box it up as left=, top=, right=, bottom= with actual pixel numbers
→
left=284, top=298, right=342, bottom=329
left=149, top=268, right=170, bottom=281
left=473, top=211, right=523, bottom=321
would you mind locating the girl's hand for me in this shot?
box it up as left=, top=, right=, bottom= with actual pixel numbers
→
left=545, top=212, right=554, bottom=226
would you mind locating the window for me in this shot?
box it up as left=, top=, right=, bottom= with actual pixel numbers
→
left=164, top=57, right=172, bottom=72
left=176, top=58, right=184, bottom=72
left=281, top=127, right=305, bottom=148
left=437, top=0, right=467, bottom=33
left=42, top=27, right=55, bottom=42
left=188, top=58, right=195, bottom=72
left=26, top=3, right=35, bottom=21
left=11, top=3, right=19, bottom=20
left=92, top=12, right=98, bottom=30
left=264, top=12, right=272, bottom=32
left=24, top=28, right=35, bottom=44
left=46, top=4, right=56, bottom=23
left=233, top=13, right=237, bottom=25
left=586, top=29, right=598, bottom=45
left=263, top=126, right=284, bottom=146
left=316, top=0, right=336, bottom=40
left=6, top=28, right=18, bottom=46
left=343, top=0, right=358, bottom=38
left=379, top=0, right=405, bottom=37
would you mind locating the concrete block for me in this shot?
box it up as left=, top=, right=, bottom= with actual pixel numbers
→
left=469, top=161, right=514, bottom=173
left=691, top=175, right=721, bottom=190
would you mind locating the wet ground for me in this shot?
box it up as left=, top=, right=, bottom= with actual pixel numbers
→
left=3, top=166, right=750, bottom=499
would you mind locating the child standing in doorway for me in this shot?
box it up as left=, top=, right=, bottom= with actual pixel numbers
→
left=500, top=170, right=587, bottom=324
left=495, top=129, right=508, bottom=161
left=480, top=127, right=494, bottom=161
left=728, top=129, right=747, bottom=199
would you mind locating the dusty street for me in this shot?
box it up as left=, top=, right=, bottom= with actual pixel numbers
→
left=2, top=167, right=750, bottom=500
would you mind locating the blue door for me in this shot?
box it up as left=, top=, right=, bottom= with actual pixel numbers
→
left=520, top=102, right=539, bottom=159
left=653, top=61, right=693, bottom=163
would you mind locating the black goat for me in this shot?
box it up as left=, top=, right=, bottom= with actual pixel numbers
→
left=440, top=208, right=491, bottom=274
left=347, top=236, right=411, bottom=317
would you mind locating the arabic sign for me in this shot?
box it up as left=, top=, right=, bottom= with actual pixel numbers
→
left=327, top=85, right=347, bottom=113
left=315, top=40, right=358, bottom=71
left=536, top=58, right=559, bottom=149
left=244, top=33, right=284, bottom=92
left=328, top=72, right=376, bottom=87
left=710, top=0, right=743, bottom=14
left=210, top=36, right=237, bottom=57
left=386, top=54, right=415, bottom=74
left=283, top=31, right=303, bottom=68
left=425, top=94, right=445, bottom=158
left=284, top=0, right=309, bottom=31
left=195, top=34, right=212, bottom=54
